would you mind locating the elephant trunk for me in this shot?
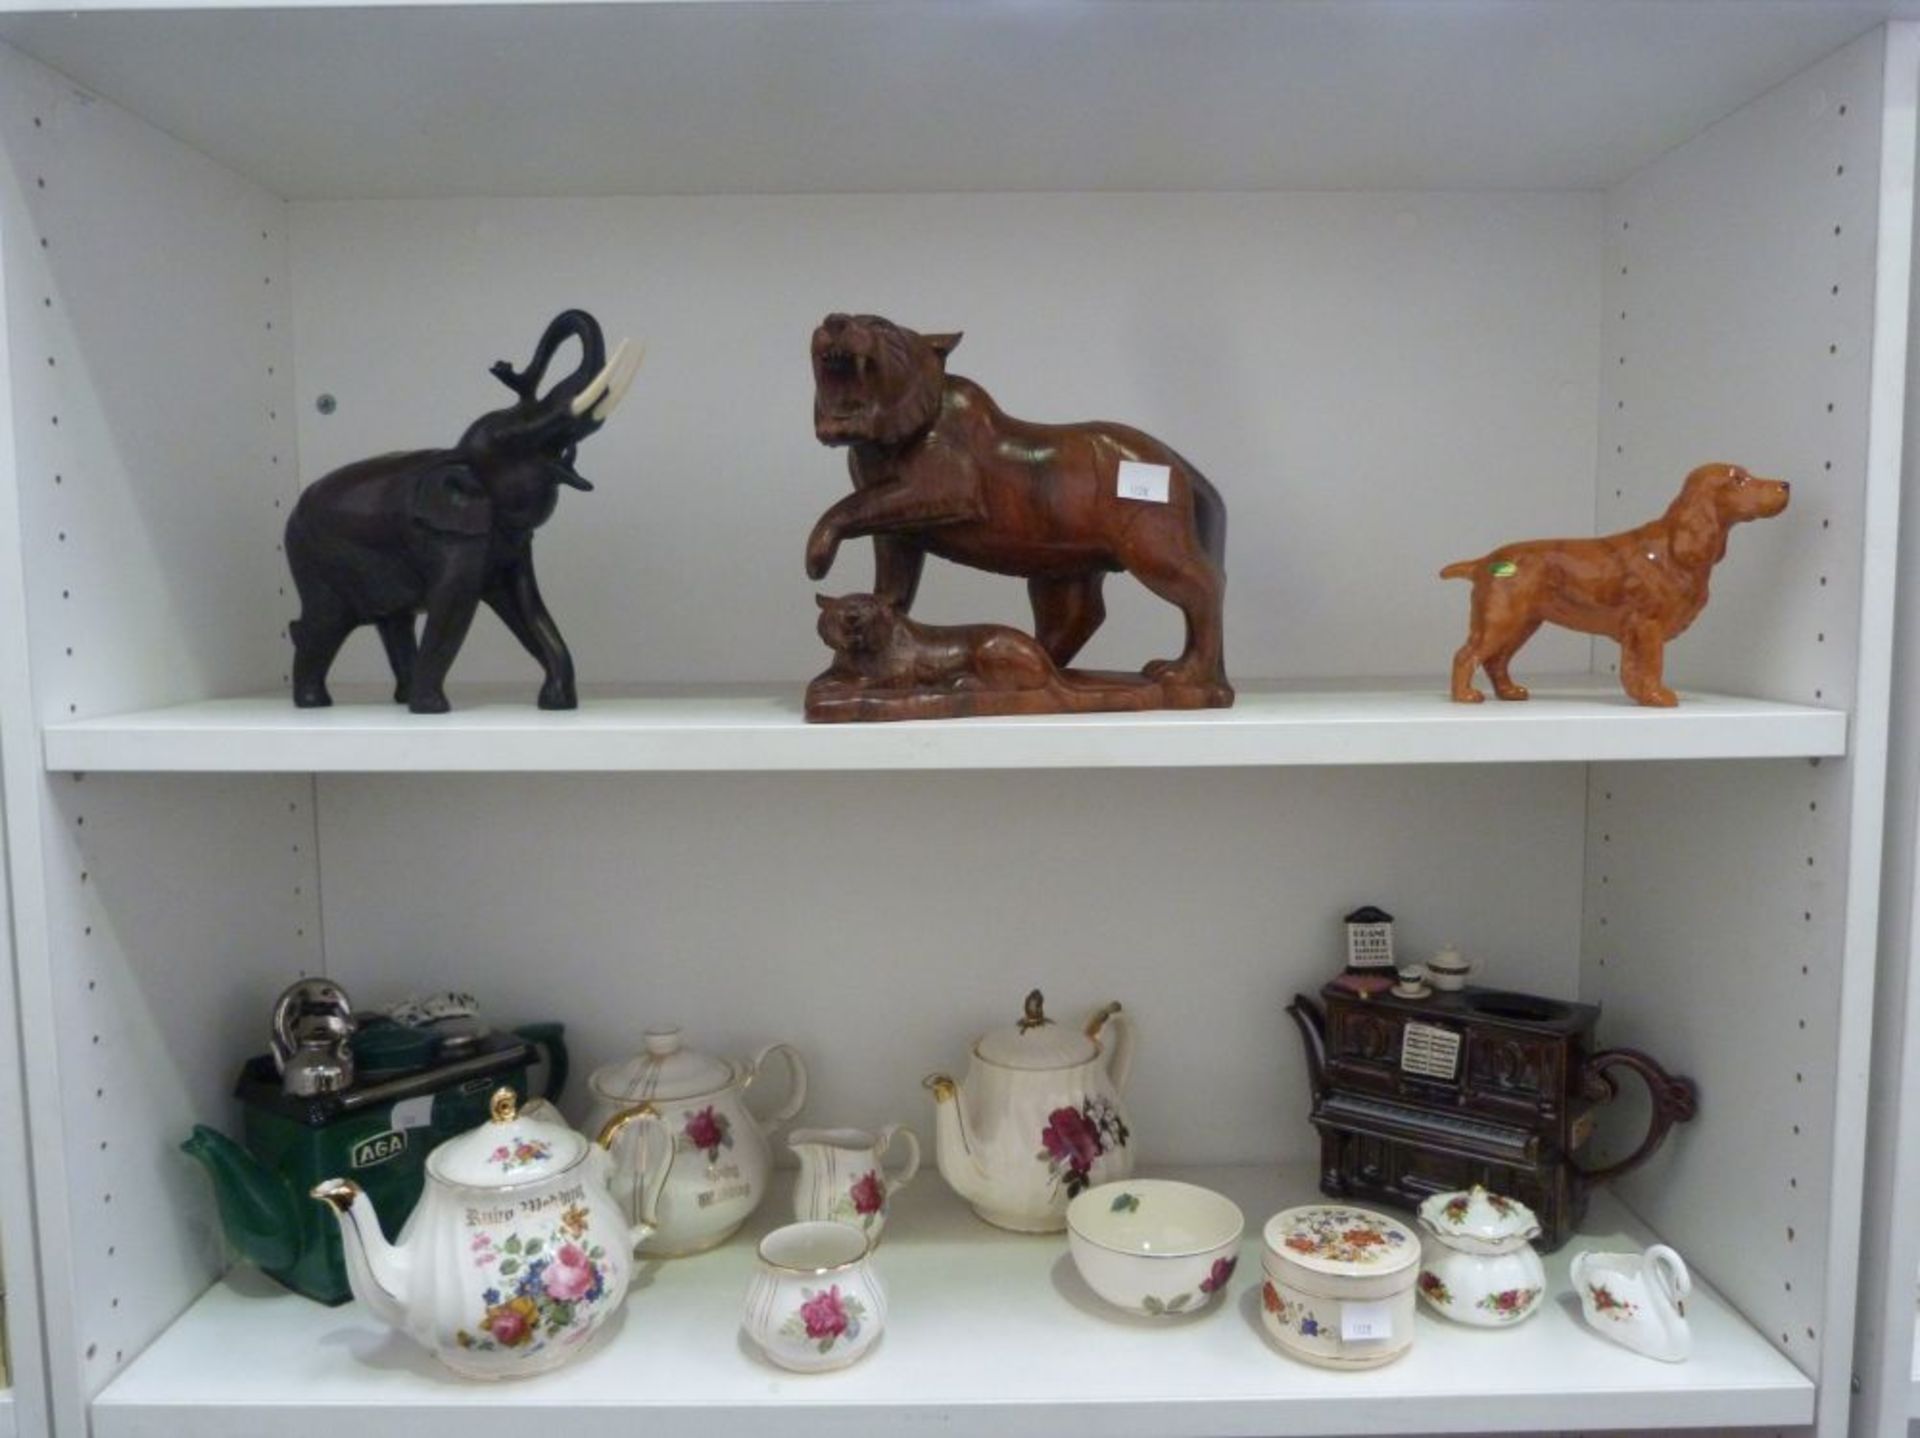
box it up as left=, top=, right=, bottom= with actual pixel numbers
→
left=493, top=309, right=606, bottom=405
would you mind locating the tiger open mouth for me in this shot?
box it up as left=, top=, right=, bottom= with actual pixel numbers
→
left=813, top=345, right=869, bottom=412
left=812, top=333, right=880, bottom=441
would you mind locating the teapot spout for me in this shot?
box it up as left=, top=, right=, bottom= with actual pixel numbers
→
left=311, top=1179, right=409, bottom=1331
left=181, top=1125, right=301, bottom=1274
left=923, top=1074, right=991, bottom=1208
left=1285, top=994, right=1329, bottom=1096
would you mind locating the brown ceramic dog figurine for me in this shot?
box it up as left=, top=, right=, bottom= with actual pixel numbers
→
left=1443, top=462, right=1789, bottom=707
left=805, top=314, right=1231, bottom=707
left=808, top=594, right=1171, bottom=721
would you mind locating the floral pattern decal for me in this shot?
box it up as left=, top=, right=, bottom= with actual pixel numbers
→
left=1279, top=1207, right=1410, bottom=1266
left=1140, top=1257, right=1237, bottom=1316
left=1037, top=1095, right=1131, bottom=1199
left=1200, top=1256, right=1237, bottom=1294
left=1262, top=1280, right=1324, bottom=1338
left=1418, top=1269, right=1452, bottom=1305
left=456, top=1204, right=614, bottom=1356
left=831, top=1170, right=888, bottom=1230
left=486, top=1137, right=554, bottom=1173
left=1110, top=1192, right=1141, bottom=1214
left=681, top=1105, right=734, bottom=1164
left=1439, top=1189, right=1517, bottom=1227
left=1477, top=1286, right=1539, bottom=1319
left=1587, top=1282, right=1638, bottom=1320
left=779, top=1284, right=868, bottom=1354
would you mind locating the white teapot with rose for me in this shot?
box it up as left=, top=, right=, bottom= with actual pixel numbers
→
left=924, top=989, right=1136, bottom=1233
left=582, top=1026, right=808, bottom=1256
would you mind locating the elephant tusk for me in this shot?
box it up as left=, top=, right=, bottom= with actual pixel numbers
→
left=569, top=338, right=631, bottom=418
left=592, top=340, right=643, bottom=423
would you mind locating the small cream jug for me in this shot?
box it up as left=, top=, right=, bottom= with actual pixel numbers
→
left=584, top=1026, right=807, bottom=1256
left=788, top=1126, right=921, bottom=1243
left=311, top=1088, right=672, bottom=1379
left=1570, top=1243, right=1692, bottom=1362
left=925, top=989, right=1135, bottom=1233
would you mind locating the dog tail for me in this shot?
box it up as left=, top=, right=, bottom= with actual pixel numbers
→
left=1439, top=559, right=1479, bottom=580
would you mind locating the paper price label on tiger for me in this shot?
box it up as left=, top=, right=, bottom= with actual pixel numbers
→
left=1116, top=461, right=1171, bottom=503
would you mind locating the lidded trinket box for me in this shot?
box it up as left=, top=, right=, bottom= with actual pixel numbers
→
left=1259, top=1204, right=1419, bottom=1369
left=1415, top=1185, right=1547, bottom=1326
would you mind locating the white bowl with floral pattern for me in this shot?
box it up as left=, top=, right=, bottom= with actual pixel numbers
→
left=743, top=1221, right=886, bottom=1372
left=1066, top=1179, right=1244, bottom=1318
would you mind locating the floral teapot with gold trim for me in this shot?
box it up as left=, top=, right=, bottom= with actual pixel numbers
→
left=582, top=1026, right=809, bottom=1257
left=311, top=1088, right=672, bottom=1379
left=924, top=989, right=1136, bottom=1233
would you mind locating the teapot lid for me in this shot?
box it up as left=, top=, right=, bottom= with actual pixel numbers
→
left=591, top=1026, right=738, bottom=1102
left=974, top=990, right=1104, bottom=1070
left=427, top=1088, right=587, bottom=1189
left=1417, top=1185, right=1542, bottom=1245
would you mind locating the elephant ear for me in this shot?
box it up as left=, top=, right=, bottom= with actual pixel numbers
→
left=408, top=463, right=492, bottom=536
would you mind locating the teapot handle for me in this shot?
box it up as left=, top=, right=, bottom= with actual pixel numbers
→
left=596, top=1102, right=675, bottom=1249
left=876, top=1123, right=921, bottom=1194
left=744, top=1042, right=809, bottom=1136
left=1087, top=1003, right=1135, bottom=1092
left=1572, top=1048, right=1698, bottom=1189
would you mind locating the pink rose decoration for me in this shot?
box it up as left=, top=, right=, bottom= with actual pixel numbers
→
left=1200, top=1256, right=1237, bottom=1294
left=483, top=1302, right=532, bottom=1347
left=1041, top=1106, right=1102, bottom=1172
left=542, top=1242, right=595, bottom=1303
left=849, top=1170, right=886, bottom=1217
left=683, top=1105, right=729, bottom=1156
left=800, top=1285, right=849, bottom=1341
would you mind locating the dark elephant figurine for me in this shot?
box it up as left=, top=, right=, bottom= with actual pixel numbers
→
left=285, top=309, right=639, bottom=713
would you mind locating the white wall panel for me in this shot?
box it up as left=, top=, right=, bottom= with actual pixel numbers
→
left=0, top=44, right=295, bottom=721
left=1596, top=32, right=1881, bottom=708
left=289, top=191, right=1602, bottom=692
left=316, top=765, right=1587, bottom=1169
left=1583, top=27, right=1913, bottom=1438
left=0, top=42, right=325, bottom=1428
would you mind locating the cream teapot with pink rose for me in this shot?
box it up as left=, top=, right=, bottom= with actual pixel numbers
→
left=924, top=989, right=1136, bottom=1233
left=311, top=1088, right=673, bottom=1380
left=583, top=1026, right=808, bottom=1256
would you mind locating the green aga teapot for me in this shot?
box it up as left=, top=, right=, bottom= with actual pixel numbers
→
left=183, top=987, right=566, bottom=1305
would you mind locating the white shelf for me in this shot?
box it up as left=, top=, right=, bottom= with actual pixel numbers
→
left=0, top=1, right=1890, bottom=199
left=92, top=1163, right=1812, bottom=1438
left=39, top=678, right=1847, bottom=774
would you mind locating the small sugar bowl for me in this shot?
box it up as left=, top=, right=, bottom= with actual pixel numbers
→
left=743, top=1221, right=887, bottom=1372
left=1415, top=1185, right=1546, bottom=1327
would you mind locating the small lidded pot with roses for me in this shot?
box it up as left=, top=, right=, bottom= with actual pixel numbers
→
left=924, top=988, right=1136, bottom=1233
left=310, top=1087, right=674, bottom=1379
left=743, top=1219, right=889, bottom=1372
left=583, top=1026, right=809, bottom=1257
left=1414, top=1185, right=1548, bottom=1328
